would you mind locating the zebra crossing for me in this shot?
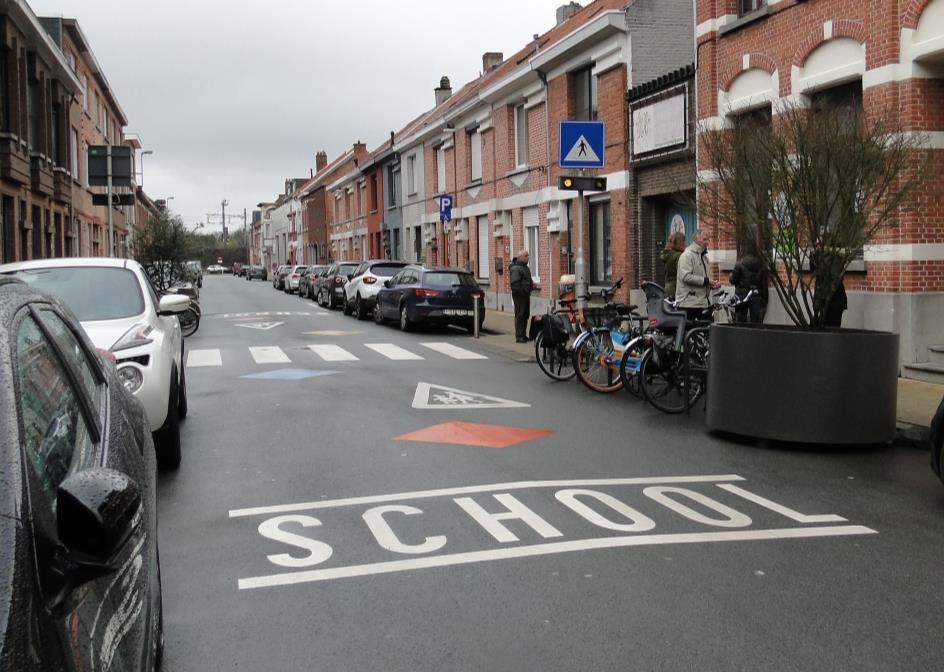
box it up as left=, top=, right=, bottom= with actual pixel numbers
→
left=186, top=341, right=488, bottom=368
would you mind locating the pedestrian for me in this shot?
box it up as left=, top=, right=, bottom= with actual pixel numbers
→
left=811, top=250, right=847, bottom=328
left=660, top=232, right=686, bottom=300
left=729, top=253, right=769, bottom=323
left=676, top=228, right=720, bottom=320
left=509, top=250, right=534, bottom=343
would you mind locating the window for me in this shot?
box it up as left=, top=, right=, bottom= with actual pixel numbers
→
left=15, top=315, right=94, bottom=508
left=387, top=166, right=398, bottom=207
left=359, top=183, right=366, bottom=218
left=514, top=104, right=528, bottom=167
left=370, top=173, right=378, bottom=211
left=0, top=51, right=9, bottom=132
left=436, top=145, right=446, bottom=193
left=469, top=130, right=482, bottom=182
left=477, top=215, right=489, bottom=280
left=12, top=267, right=145, bottom=321
left=70, top=127, right=79, bottom=178
left=51, top=105, right=61, bottom=164
left=38, top=309, right=103, bottom=414
left=574, top=66, right=598, bottom=121
left=589, top=201, right=611, bottom=283
left=523, top=206, right=539, bottom=280
left=406, top=154, right=416, bottom=195
left=739, top=0, right=766, bottom=16
left=732, top=106, right=773, bottom=254
left=80, top=74, right=88, bottom=111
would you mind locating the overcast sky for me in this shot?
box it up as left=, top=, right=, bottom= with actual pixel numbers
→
left=29, top=0, right=563, bottom=233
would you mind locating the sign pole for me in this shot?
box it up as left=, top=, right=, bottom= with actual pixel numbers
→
left=106, top=146, right=114, bottom=258
left=575, top=183, right=586, bottom=309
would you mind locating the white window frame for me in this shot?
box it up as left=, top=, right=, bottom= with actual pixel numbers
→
left=477, top=215, right=490, bottom=280
left=523, top=206, right=539, bottom=281
left=406, top=154, right=417, bottom=195
left=469, top=130, right=482, bottom=182
left=70, top=127, right=78, bottom=179
left=514, top=104, right=528, bottom=168
left=80, top=74, right=88, bottom=111
left=436, top=145, right=446, bottom=193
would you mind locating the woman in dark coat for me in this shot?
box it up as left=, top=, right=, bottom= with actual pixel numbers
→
left=730, top=253, right=769, bottom=323
left=660, top=232, right=686, bottom=299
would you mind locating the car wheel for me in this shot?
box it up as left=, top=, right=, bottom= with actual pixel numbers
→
left=355, top=295, right=368, bottom=321
left=342, top=296, right=354, bottom=315
left=399, top=304, right=412, bottom=332
left=374, top=301, right=385, bottom=325
left=154, top=372, right=181, bottom=470
left=177, top=355, right=188, bottom=419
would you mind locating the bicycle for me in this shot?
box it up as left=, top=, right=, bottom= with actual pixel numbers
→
left=533, top=278, right=625, bottom=382
left=572, top=304, right=647, bottom=394
left=166, top=282, right=201, bottom=337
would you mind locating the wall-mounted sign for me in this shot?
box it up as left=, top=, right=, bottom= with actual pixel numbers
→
left=632, top=90, right=687, bottom=156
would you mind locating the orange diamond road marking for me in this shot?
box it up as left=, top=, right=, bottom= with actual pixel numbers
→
left=394, top=421, right=554, bottom=449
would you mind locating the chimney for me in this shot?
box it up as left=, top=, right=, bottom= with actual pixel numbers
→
left=482, top=52, right=503, bottom=73
left=434, top=76, right=452, bottom=106
left=353, top=141, right=368, bottom=165
left=556, top=2, right=582, bottom=25
left=390, top=130, right=395, bottom=148
left=315, top=151, right=328, bottom=173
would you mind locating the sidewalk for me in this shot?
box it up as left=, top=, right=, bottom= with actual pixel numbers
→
left=476, top=308, right=943, bottom=429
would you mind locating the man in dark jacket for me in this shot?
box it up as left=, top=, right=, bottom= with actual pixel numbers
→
left=730, top=253, right=769, bottom=323
left=509, top=250, right=533, bottom=342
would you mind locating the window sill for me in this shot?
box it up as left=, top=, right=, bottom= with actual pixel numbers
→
left=465, top=179, right=483, bottom=189
left=505, top=165, right=530, bottom=178
left=718, top=6, right=769, bottom=36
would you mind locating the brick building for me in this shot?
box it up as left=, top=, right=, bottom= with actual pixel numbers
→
left=0, top=1, right=81, bottom=264
left=696, top=0, right=944, bottom=375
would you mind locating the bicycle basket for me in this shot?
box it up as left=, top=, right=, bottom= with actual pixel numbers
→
left=542, top=313, right=572, bottom=346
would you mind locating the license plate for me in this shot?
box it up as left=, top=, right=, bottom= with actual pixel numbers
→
left=445, top=309, right=472, bottom=316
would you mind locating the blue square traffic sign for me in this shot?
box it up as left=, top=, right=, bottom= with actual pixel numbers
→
left=438, top=194, right=453, bottom=223
left=559, top=121, right=605, bottom=169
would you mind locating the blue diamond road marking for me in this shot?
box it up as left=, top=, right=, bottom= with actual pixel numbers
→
left=240, top=368, right=340, bottom=381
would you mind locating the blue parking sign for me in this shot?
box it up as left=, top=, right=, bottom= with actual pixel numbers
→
left=559, top=121, right=605, bottom=169
left=439, top=194, right=453, bottom=223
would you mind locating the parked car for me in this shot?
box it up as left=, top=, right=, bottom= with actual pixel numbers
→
left=245, top=265, right=268, bottom=281
left=344, top=259, right=408, bottom=320
left=206, top=264, right=224, bottom=274
left=284, top=264, right=309, bottom=294
left=299, top=264, right=327, bottom=299
left=931, top=393, right=944, bottom=485
left=0, top=257, right=190, bottom=469
left=273, top=265, right=292, bottom=290
left=315, top=261, right=361, bottom=309
left=0, top=276, right=163, bottom=671
left=374, top=265, right=485, bottom=332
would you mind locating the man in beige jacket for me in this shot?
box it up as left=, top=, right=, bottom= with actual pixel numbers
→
left=676, top=228, right=720, bottom=319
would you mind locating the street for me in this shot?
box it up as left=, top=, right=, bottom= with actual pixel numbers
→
left=158, top=276, right=944, bottom=672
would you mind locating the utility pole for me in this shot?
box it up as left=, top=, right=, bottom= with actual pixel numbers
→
left=221, top=199, right=229, bottom=242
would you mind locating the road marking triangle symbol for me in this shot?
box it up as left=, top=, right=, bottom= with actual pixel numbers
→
left=563, top=134, right=600, bottom=164
left=412, top=382, right=530, bottom=410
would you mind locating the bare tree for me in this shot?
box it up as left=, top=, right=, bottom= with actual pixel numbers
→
left=130, top=209, right=194, bottom=293
left=698, top=101, right=927, bottom=328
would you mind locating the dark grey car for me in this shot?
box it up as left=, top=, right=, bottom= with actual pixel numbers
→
left=0, top=277, right=162, bottom=671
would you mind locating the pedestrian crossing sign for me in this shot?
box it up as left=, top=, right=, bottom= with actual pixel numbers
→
left=559, top=121, right=605, bottom=169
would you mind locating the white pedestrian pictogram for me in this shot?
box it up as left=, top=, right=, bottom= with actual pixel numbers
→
left=412, top=382, right=530, bottom=409
left=563, top=134, right=600, bottom=164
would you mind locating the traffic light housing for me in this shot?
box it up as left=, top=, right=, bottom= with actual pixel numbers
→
left=559, top=175, right=607, bottom=191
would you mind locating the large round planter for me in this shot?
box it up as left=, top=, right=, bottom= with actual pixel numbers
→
left=706, top=324, right=899, bottom=444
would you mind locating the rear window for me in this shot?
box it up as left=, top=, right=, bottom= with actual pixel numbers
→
left=424, top=272, right=477, bottom=287
left=371, top=263, right=406, bottom=277
left=338, top=264, right=359, bottom=275
left=9, top=267, right=145, bottom=321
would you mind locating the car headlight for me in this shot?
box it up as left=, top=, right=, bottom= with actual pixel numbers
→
left=117, top=365, right=144, bottom=394
left=111, top=324, right=154, bottom=353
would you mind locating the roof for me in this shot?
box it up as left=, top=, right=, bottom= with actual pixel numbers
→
left=628, top=63, right=695, bottom=101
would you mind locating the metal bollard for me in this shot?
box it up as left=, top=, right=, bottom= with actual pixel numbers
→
left=474, top=298, right=481, bottom=339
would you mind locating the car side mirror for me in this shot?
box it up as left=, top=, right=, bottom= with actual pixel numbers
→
left=58, top=468, right=142, bottom=561
left=158, top=294, right=190, bottom=315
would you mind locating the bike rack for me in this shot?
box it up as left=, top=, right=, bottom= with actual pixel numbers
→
left=682, top=325, right=711, bottom=415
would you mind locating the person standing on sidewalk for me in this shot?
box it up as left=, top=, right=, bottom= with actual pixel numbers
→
left=510, top=250, right=534, bottom=343
left=676, top=228, right=720, bottom=320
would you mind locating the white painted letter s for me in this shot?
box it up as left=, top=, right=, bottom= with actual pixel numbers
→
left=258, top=515, right=334, bottom=568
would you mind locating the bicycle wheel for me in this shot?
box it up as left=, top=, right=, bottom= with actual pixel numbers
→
left=574, top=330, right=623, bottom=393
left=178, top=306, right=200, bottom=337
left=618, top=341, right=645, bottom=399
left=639, top=348, right=703, bottom=414
left=534, top=331, right=576, bottom=381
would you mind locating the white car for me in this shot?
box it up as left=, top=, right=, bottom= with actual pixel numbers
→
left=343, top=260, right=408, bottom=320
left=206, top=264, right=224, bottom=274
left=0, top=257, right=191, bottom=469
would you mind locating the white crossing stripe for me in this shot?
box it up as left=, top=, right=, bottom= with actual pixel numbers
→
left=364, top=343, right=425, bottom=361
left=187, top=348, right=222, bottom=368
left=249, top=346, right=291, bottom=364
left=307, top=344, right=359, bottom=361
left=420, top=342, right=488, bottom=360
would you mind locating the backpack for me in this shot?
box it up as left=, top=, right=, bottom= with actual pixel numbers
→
left=542, top=313, right=572, bottom=346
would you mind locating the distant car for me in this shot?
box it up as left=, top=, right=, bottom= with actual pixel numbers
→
left=344, top=260, right=408, bottom=320
left=273, top=265, right=292, bottom=291
left=299, top=264, right=327, bottom=299
left=374, top=265, right=485, bottom=332
left=206, top=264, right=223, bottom=274
left=245, top=265, right=268, bottom=281
left=0, top=257, right=191, bottom=469
left=0, top=276, right=163, bottom=672
left=931, top=393, right=944, bottom=485
left=284, top=265, right=309, bottom=294
left=316, top=261, right=361, bottom=309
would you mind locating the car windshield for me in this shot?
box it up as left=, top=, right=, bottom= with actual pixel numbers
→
left=424, top=272, right=477, bottom=287
left=9, top=267, right=145, bottom=320
left=371, top=264, right=406, bottom=277
left=338, top=264, right=359, bottom=275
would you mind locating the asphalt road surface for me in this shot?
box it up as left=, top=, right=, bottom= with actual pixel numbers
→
left=157, top=274, right=944, bottom=672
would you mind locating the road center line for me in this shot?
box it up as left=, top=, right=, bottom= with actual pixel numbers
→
left=228, top=475, right=746, bottom=518
left=238, top=525, right=877, bottom=590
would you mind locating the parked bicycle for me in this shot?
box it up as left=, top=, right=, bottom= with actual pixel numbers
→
left=166, top=281, right=201, bottom=337
left=572, top=303, right=647, bottom=394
